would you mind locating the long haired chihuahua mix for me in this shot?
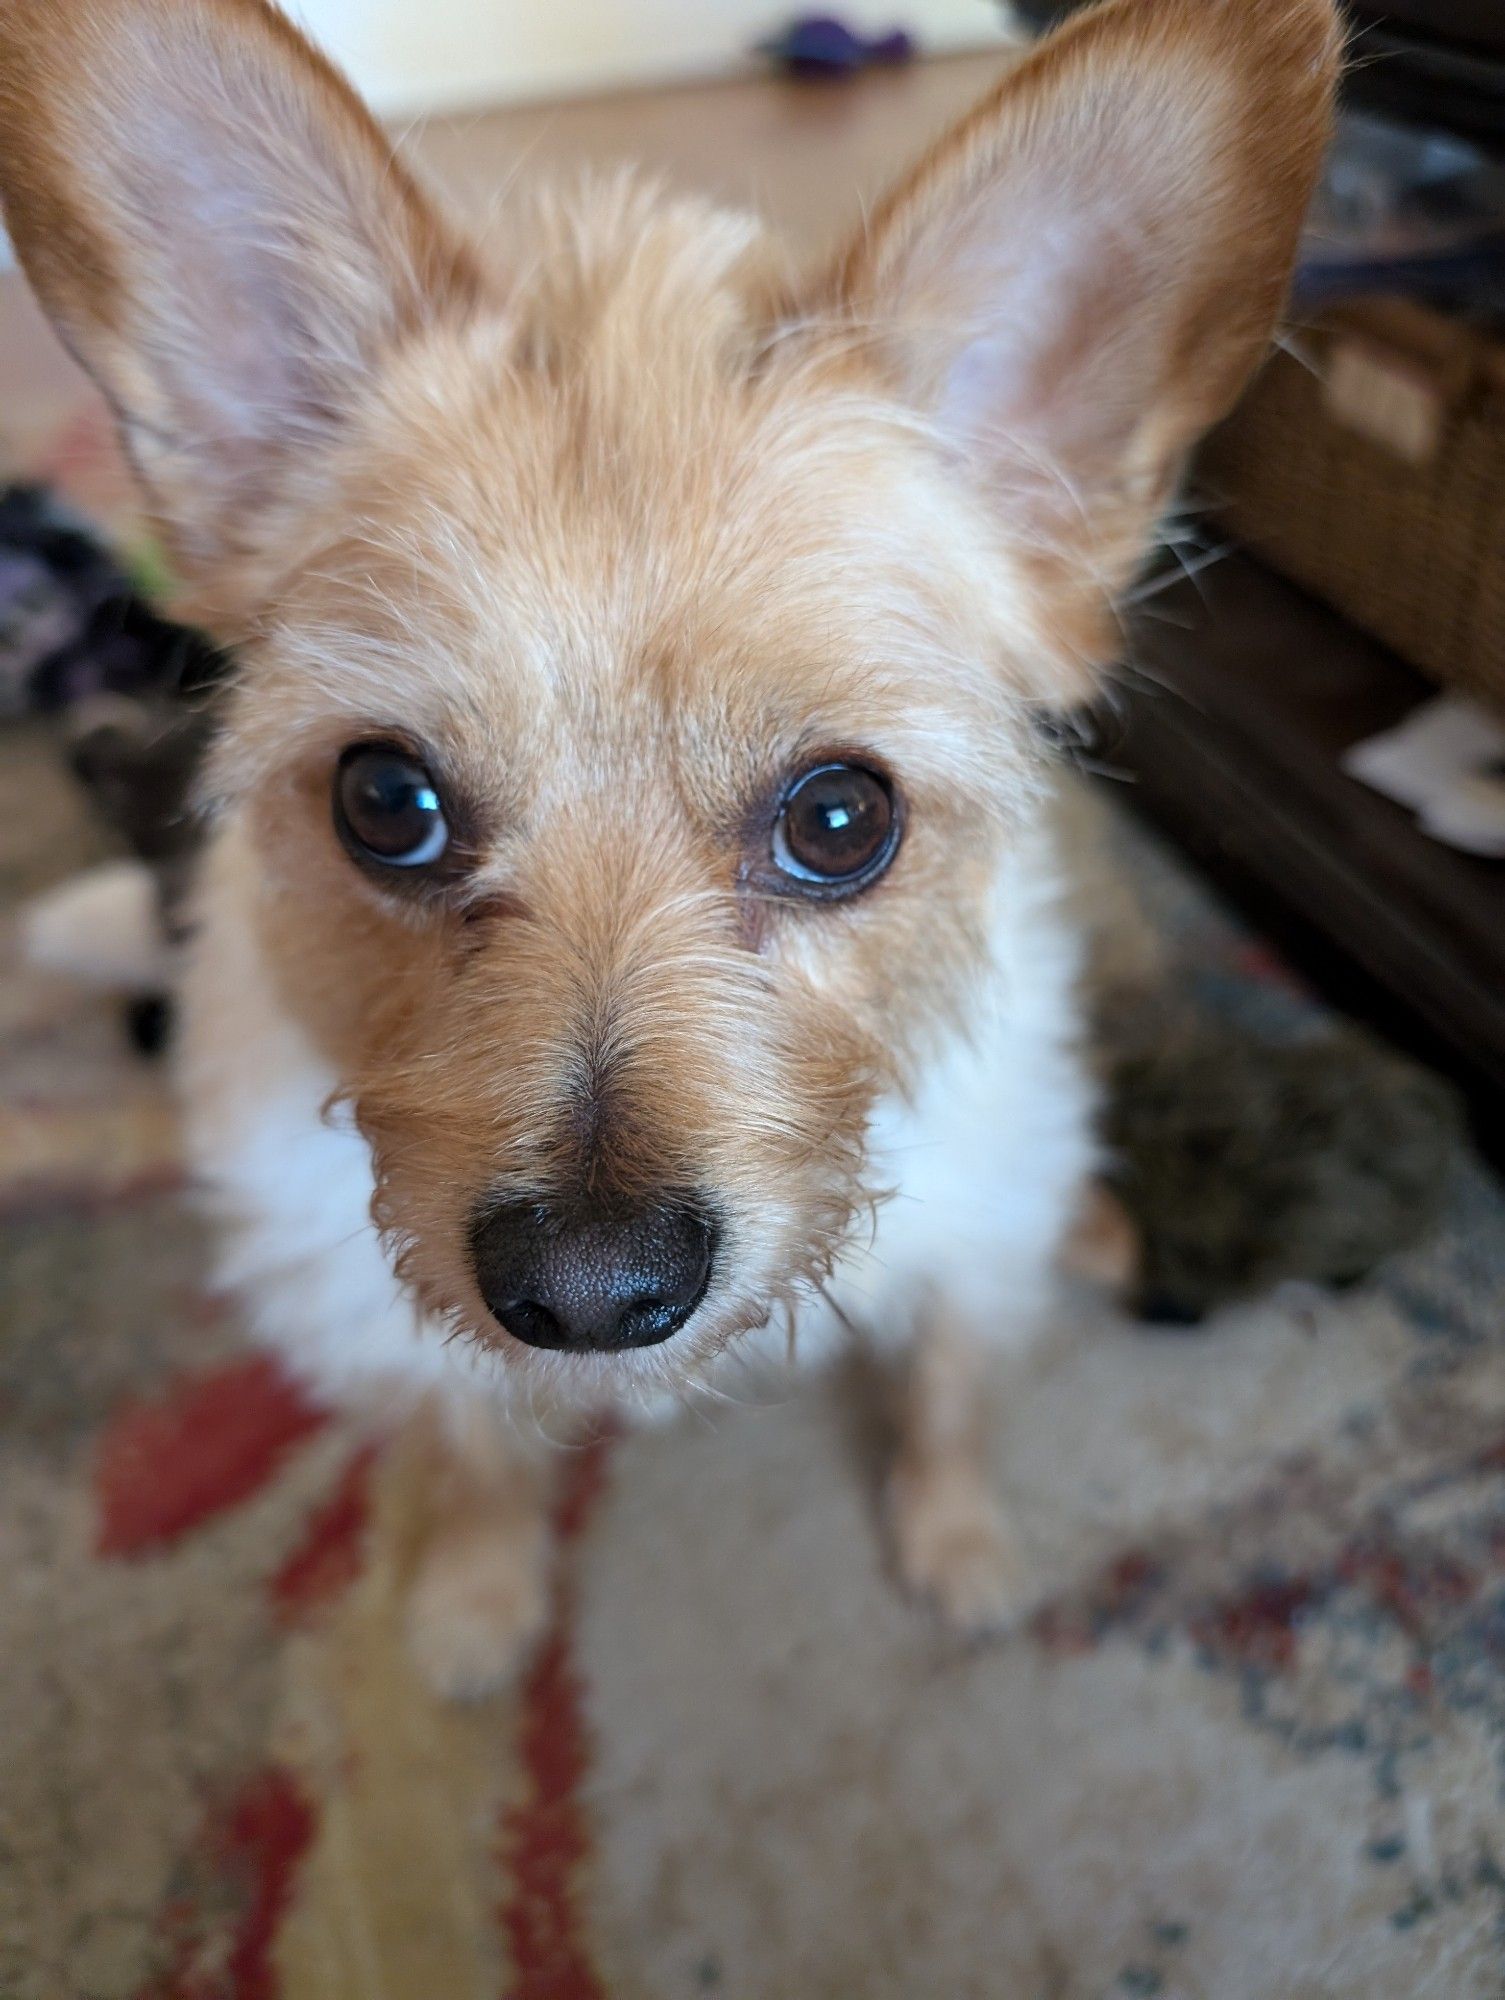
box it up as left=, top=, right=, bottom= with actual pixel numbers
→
left=0, top=0, right=1335, bottom=1694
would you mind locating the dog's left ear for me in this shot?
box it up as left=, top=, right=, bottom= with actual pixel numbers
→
left=0, top=0, right=482, bottom=594
left=816, top=0, right=1339, bottom=686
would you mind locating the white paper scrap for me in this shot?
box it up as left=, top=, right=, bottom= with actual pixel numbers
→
left=1343, top=693, right=1505, bottom=858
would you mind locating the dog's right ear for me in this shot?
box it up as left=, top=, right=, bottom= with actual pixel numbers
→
left=0, top=0, right=480, bottom=586
left=809, top=0, right=1339, bottom=697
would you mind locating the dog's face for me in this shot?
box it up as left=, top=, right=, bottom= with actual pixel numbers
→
left=0, top=0, right=1336, bottom=1383
left=230, top=280, right=1044, bottom=1376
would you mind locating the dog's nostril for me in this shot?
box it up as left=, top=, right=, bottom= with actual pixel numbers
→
left=468, top=1194, right=716, bottom=1353
left=495, top=1297, right=566, bottom=1348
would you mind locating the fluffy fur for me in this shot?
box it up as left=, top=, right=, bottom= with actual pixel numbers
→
left=0, top=0, right=1338, bottom=1690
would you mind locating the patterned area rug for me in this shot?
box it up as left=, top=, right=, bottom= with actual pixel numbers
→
left=3, top=414, right=1505, bottom=2000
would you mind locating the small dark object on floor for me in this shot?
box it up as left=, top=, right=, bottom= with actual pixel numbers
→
left=0, top=482, right=230, bottom=715
left=759, top=16, right=914, bottom=76
left=1104, top=1022, right=1464, bottom=1326
left=0, top=479, right=232, bottom=960
left=125, top=993, right=174, bottom=1059
left=0, top=482, right=124, bottom=713
left=67, top=697, right=219, bottom=935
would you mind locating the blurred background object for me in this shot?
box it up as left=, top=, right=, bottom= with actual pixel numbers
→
left=1300, top=111, right=1505, bottom=313
left=284, top=0, right=999, bottom=110
left=757, top=16, right=916, bottom=75
left=1010, top=0, right=1505, bottom=143
left=1310, top=0, right=1505, bottom=143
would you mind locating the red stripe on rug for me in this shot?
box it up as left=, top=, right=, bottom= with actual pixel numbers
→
left=270, top=1442, right=379, bottom=1626
left=497, top=1432, right=615, bottom=2000
left=96, top=1355, right=328, bottom=1556
left=138, top=1765, right=318, bottom=2000
left=217, top=1769, right=318, bottom=2000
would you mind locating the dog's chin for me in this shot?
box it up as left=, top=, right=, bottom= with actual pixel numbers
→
left=431, top=1286, right=779, bottom=1402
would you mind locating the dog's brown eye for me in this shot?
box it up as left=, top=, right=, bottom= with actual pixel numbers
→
left=335, top=743, right=449, bottom=870
left=773, top=763, right=898, bottom=892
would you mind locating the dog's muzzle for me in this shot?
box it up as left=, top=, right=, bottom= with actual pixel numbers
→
left=468, top=1193, right=716, bottom=1351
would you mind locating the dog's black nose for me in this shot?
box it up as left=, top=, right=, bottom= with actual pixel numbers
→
left=469, top=1195, right=716, bottom=1351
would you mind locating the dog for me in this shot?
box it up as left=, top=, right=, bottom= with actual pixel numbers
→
left=0, top=0, right=1337, bottom=1696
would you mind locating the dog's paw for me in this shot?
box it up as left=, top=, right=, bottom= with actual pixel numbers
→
left=888, top=1466, right=1032, bottom=1636
left=405, top=1527, right=549, bottom=1703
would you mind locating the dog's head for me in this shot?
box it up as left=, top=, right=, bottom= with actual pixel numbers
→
left=0, top=0, right=1336, bottom=1384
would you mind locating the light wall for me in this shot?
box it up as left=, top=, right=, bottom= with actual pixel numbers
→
left=290, top=0, right=1009, bottom=115
left=0, top=3, right=1010, bottom=267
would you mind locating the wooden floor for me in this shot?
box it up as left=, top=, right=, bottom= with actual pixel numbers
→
left=0, top=53, right=1013, bottom=452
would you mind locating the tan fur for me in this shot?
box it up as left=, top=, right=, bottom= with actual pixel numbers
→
left=0, top=0, right=1337, bottom=1686
left=401, top=1400, right=553, bottom=1701
left=1061, top=1178, right=1143, bottom=1293
left=889, top=1305, right=1031, bottom=1631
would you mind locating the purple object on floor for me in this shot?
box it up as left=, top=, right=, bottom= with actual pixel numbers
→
left=759, top=16, right=915, bottom=76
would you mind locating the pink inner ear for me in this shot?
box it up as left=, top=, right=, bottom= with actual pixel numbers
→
left=120, top=89, right=371, bottom=462
left=13, top=2, right=477, bottom=582
left=925, top=175, right=1180, bottom=508
left=878, top=57, right=1239, bottom=514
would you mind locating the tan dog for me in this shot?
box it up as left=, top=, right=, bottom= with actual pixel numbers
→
left=0, top=0, right=1336, bottom=1696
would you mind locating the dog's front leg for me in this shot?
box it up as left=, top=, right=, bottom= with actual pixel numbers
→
left=403, top=1396, right=553, bottom=1702
left=887, top=1305, right=1030, bottom=1635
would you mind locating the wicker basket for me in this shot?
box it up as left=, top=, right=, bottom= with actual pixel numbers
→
left=1197, top=297, right=1505, bottom=715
